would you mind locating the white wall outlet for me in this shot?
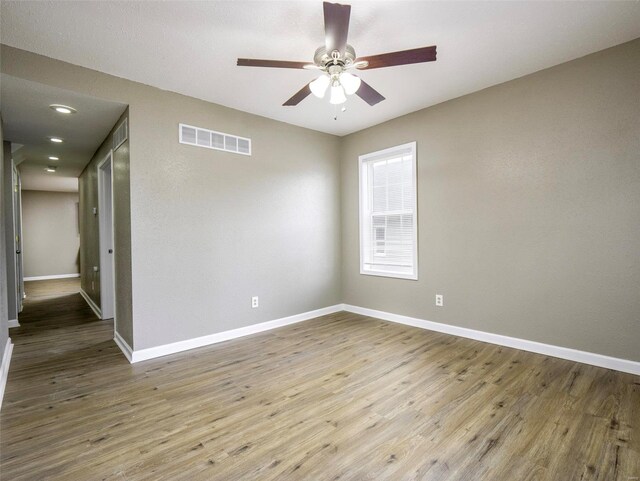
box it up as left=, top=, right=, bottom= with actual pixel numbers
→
left=435, top=294, right=444, bottom=307
left=93, top=207, right=97, bottom=215
left=251, top=296, right=259, bottom=308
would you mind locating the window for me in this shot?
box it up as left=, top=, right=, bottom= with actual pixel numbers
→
left=359, top=141, right=417, bottom=280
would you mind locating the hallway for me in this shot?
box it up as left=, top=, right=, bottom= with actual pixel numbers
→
left=7, top=278, right=114, bottom=361
left=0, top=278, right=122, bottom=479
left=2, top=279, right=118, bottom=400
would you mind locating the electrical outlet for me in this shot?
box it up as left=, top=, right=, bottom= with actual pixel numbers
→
left=435, top=294, right=444, bottom=307
left=251, top=296, right=259, bottom=308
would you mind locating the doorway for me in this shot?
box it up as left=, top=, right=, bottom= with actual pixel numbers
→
left=97, top=151, right=115, bottom=322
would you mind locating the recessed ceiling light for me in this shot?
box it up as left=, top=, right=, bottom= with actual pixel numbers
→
left=49, top=137, right=64, bottom=143
left=48, top=156, right=59, bottom=160
left=45, top=166, right=57, bottom=173
left=49, top=104, right=77, bottom=114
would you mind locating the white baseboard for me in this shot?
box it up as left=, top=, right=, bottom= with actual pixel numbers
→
left=0, top=338, right=14, bottom=411
left=24, top=273, right=80, bottom=281
left=114, top=331, right=133, bottom=363
left=110, top=301, right=639, bottom=375
left=342, top=304, right=640, bottom=376
left=79, top=288, right=102, bottom=319
left=8, top=319, right=19, bottom=328
left=128, top=304, right=344, bottom=363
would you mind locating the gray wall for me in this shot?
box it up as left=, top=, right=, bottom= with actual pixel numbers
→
left=341, top=39, right=640, bottom=362
left=128, top=93, right=341, bottom=350
left=0, top=118, right=9, bottom=365
left=2, top=140, right=16, bottom=322
left=1, top=45, right=342, bottom=351
left=21, top=190, right=79, bottom=278
left=79, top=108, right=133, bottom=345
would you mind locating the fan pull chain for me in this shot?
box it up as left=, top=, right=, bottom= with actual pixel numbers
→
left=333, top=103, right=347, bottom=121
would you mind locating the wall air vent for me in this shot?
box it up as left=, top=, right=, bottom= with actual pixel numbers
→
left=113, top=119, right=128, bottom=151
left=179, top=123, right=251, bottom=156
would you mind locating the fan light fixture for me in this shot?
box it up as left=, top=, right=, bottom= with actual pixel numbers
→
left=310, top=75, right=330, bottom=98
left=330, top=84, right=347, bottom=105
left=310, top=70, right=362, bottom=105
left=339, top=72, right=361, bottom=95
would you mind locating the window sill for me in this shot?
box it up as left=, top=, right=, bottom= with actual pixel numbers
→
left=359, top=269, right=418, bottom=281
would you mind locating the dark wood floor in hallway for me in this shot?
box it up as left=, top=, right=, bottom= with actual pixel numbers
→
left=1, top=279, right=638, bottom=480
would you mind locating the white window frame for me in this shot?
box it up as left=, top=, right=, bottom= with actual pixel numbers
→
left=359, top=141, right=418, bottom=280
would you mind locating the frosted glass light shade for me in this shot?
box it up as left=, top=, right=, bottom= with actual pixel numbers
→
left=330, top=85, right=347, bottom=104
left=339, top=72, right=362, bottom=95
left=310, top=75, right=330, bottom=98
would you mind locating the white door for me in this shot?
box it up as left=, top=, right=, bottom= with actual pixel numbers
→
left=12, top=165, right=24, bottom=311
left=97, top=152, right=115, bottom=321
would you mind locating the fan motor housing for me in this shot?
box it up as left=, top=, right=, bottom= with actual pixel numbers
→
left=314, top=44, right=357, bottom=68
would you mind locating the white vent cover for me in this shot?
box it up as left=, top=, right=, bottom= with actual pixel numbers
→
left=113, top=119, right=128, bottom=151
left=179, top=123, right=251, bottom=156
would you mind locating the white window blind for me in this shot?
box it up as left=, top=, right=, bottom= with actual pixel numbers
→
left=359, top=141, right=417, bottom=280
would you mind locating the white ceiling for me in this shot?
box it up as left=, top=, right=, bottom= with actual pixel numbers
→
left=0, top=74, right=127, bottom=191
left=1, top=1, right=639, bottom=136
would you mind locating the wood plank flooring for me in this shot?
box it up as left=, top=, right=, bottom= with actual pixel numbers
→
left=1, top=278, right=638, bottom=480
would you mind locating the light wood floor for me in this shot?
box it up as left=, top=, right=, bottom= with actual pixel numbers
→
left=1, top=279, right=638, bottom=480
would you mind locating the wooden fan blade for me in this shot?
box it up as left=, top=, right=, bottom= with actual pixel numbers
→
left=356, top=80, right=385, bottom=106
left=283, top=83, right=312, bottom=106
left=356, top=46, right=437, bottom=70
left=324, top=2, right=351, bottom=56
left=237, top=59, right=311, bottom=69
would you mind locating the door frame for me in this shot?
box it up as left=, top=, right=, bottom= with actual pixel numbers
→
left=97, top=150, right=116, bottom=326
left=12, top=164, right=24, bottom=312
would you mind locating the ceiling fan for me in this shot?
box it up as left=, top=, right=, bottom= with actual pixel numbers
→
left=237, top=1, right=437, bottom=107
